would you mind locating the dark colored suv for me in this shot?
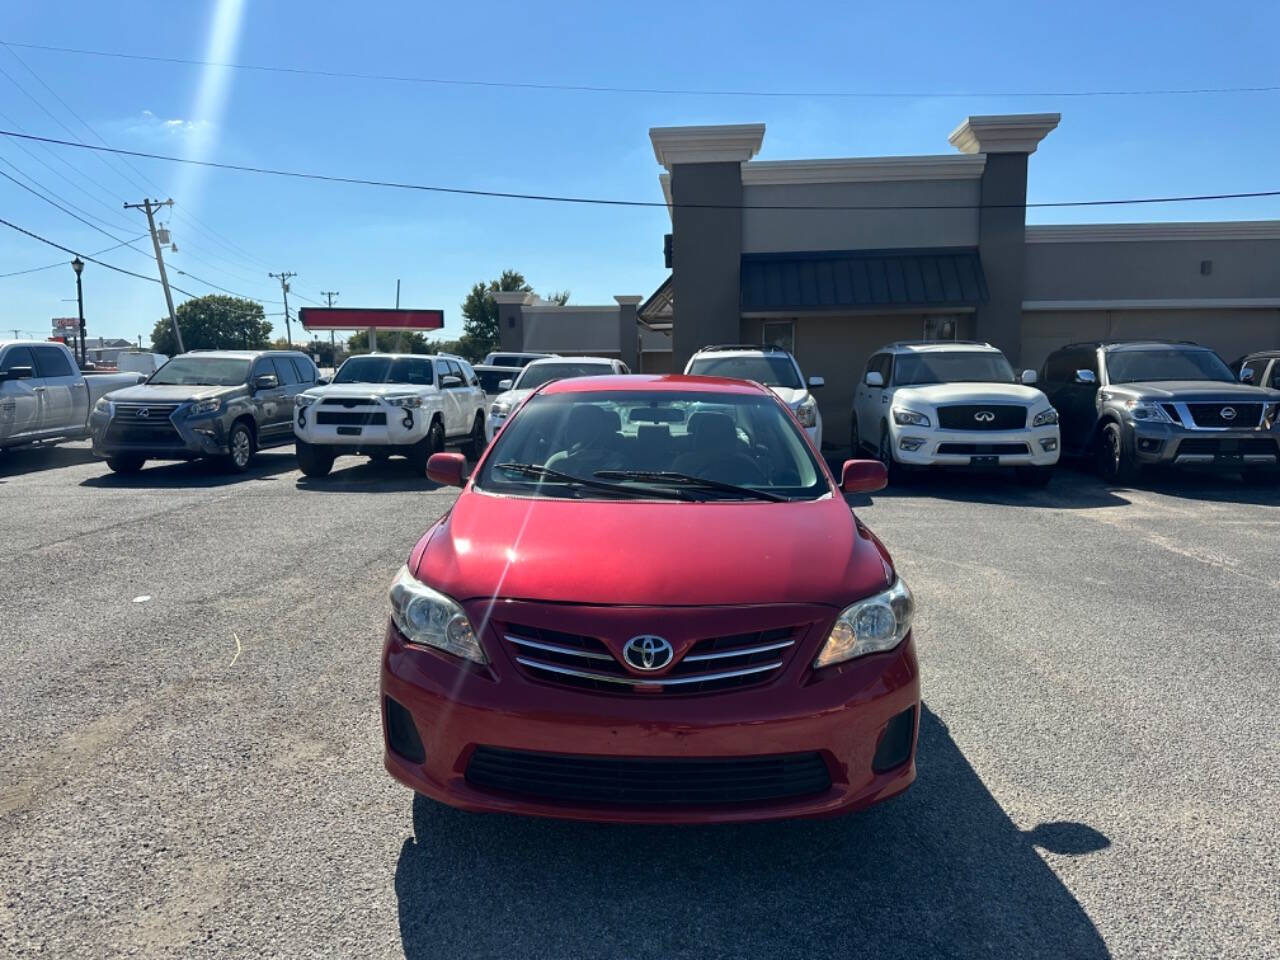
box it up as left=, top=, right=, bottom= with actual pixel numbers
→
left=90, top=349, right=320, bottom=474
left=1040, top=340, right=1280, bottom=483
left=1231, top=351, right=1280, bottom=391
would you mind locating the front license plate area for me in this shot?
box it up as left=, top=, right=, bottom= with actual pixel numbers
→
left=970, top=455, right=999, bottom=466
left=337, top=426, right=362, bottom=436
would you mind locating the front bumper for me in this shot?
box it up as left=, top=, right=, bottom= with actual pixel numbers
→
left=1127, top=421, right=1280, bottom=469
left=381, top=608, right=919, bottom=824
left=486, top=412, right=508, bottom=443
left=294, top=402, right=430, bottom=448
left=90, top=409, right=229, bottom=460
left=889, top=422, right=1060, bottom=468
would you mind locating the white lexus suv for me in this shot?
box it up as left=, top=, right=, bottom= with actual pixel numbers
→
left=293, top=353, right=486, bottom=477
left=851, top=341, right=1060, bottom=486
left=684, top=344, right=824, bottom=449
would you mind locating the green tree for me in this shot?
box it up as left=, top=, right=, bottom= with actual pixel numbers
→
left=458, top=270, right=569, bottom=363
left=346, top=330, right=434, bottom=354
left=151, top=295, right=271, bottom=355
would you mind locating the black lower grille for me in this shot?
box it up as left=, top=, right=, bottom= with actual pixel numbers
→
left=465, top=747, right=831, bottom=806
left=936, top=442, right=1030, bottom=455
left=1176, top=437, right=1278, bottom=456
left=317, top=411, right=387, bottom=426
left=937, top=404, right=1026, bottom=430
left=105, top=422, right=184, bottom=447
left=1185, top=403, right=1262, bottom=428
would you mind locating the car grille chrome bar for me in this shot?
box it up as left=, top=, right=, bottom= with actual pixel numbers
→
left=682, top=638, right=795, bottom=663
left=515, top=656, right=783, bottom=687
left=504, top=635, right=615, bottom=662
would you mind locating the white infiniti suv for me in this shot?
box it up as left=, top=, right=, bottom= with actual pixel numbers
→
left=851, top=341, right=1060, bottom=485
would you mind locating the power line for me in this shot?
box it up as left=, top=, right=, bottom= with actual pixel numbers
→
left=0, top=234, right=147, bottom=279
left=3, top=127, right=1279, bottom=212
left=0, top=165, right=152, bottom=254
left=5, top=38, right=1279, bottom=100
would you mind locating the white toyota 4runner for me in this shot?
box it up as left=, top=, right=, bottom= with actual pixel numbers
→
left=293, top=353, right=486, bottom=477
left=851, top=341, right=1061, bottom=486
left=684, top=344, right=824, bottom=449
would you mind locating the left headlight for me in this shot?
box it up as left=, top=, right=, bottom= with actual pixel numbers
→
left=385, top=395, right=424, bottom=409
left=388, top=565, right=486, bottom=664
left=814, top=577, right=914, bottom=669
left=1032, top=408, right=1059, bottom=427
left=794, top=395, right=818, bottom=428
left=189, top=397, right=221, bottom=416
left=93, top=397, right=113, bottom=416
left=892, top=408, right=931, bottom=428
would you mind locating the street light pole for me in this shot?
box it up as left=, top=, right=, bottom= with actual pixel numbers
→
left=71, top=257, right=86, bottom=366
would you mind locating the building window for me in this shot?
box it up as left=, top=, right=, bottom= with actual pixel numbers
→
left=923, top=316, right=960, bottom=341
left=762, top=320, right=795, bottom=353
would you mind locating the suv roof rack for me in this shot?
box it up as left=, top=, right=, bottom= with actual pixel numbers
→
left=885, top=339, right=992, bottom=349
left=1058, top=338, right=1203, bottom=351
left=696, top=343, right=789, bottom=353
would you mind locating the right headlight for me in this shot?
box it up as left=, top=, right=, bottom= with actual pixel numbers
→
left=388, top=565, right=486, bottom=664
left=892, top=408, right=931, bottom=428
left=814, top=577, right=914, bottom=669
left=295, top=393, right=319, bottom=407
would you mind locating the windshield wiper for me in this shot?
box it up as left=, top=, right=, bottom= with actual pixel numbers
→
left=594, top=470, right=787, bottom=502
left=492, top=462, right=691, bottom=500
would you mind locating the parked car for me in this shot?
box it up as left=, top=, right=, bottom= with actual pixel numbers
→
left=851, top=340, right=1060, bottom=486
left=293, top=353, right=487, bottom=477
left=116, top=352, right=169, bottom=377
left=481, top=350, right=556, bottom=369
left=473, top=363, right=519, bottom=397
left=89, top=349, right=319, bottom=474
left=382, top=373, right=916, bottom=822
left=1231, top=350, right=1280, bottom=391
left=486, top=356, right=630, bottom=441
left=0, top=340, right=144, bottom=453
left=1041, top=340, right=1280, bottom=482
left=683, top=344, right=824, bottom=449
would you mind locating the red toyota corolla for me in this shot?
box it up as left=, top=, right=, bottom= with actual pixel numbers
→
left=381, top=374, right=918, bottom=823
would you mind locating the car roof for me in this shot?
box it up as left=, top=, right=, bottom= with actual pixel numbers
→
left=879, top=340, right=997, bottom=354
left=184, top=349, right=307, bottom=358
left=1057, top=340, right=1207, bottom=353
left=342, top=352, right=436, bottom=360
left=524, top=355, right=618, bottom=366
left=692, top=343, right=792, bottom=356
left=540, top=373, right=770, bottom=396
left=1242, top=349, right=1280, bottom=360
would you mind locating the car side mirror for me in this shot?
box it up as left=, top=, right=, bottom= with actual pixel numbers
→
left=426, top=451, right=468, bottom=487
left=498, top=378, right=513, bottom=391
left=865, top=371, right=884, bottom=388
left=808, top=375, right=825, bottom=389
left=316, top=375, right=332, bottom=386
left=1020, top=369, right=1038, bottom=385
left=1073, top=369, right=1097, bottom=385
left=840, top=459, right=888, bottom=494
left=440, top=375, right=462, bottom=389
left=0, top=365, right=34, bottom=382
left=1240, top=368, right=1255, bottom=384
left=253, top=373, right=279, bottom=390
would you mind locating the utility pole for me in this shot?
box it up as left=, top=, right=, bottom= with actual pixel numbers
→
left=269, top=271, right=297, bottom=346
left=320, top=291, right=340, bottom=368
left=125, top=198, right=182, bottom=353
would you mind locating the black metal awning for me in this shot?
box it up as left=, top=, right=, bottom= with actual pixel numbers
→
left=740, top=248, right=988, bottom=313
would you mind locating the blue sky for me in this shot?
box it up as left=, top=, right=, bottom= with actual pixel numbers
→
left=1, top=0, right=1277, bottom=344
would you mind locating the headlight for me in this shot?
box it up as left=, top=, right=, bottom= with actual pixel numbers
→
left=892, top=408, right=931, bottom=428
left=1124, top=399, right=1172, bottom=423
left=814, top=577, right=914, bottom=669
left=93, top=397, right=113, bottom=416
left=385, top=395, right=424, bottom=409
left=794, top=396, right=818, bottom=428
left=295, top=393, right=319, bottom=407
left=1264, top=403, right=1279, bottom=428
left=490, top=400, right=512, bottom=418
left=1032, top=408, right=1059, bottom=427
left=188, top=398, right=222, bottom=416
left=388, top=565, right=486, bottom=664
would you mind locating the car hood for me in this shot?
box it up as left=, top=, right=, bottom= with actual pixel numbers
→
left=104, top=383, right=237, bottom=403
left=892, top=382, right=1047, bottom=406
left=492, top=388, right=534, bottom=408
left=768, top=386, right=811, bottom=408
left=308, top=383, right=428, bottom=400
left=414, top=491, right=893, bottom=608
left=1107, top=381, right=1280, bottom=401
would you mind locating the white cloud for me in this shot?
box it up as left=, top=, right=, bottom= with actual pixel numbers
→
left=115, top=110, right=213, bottom=140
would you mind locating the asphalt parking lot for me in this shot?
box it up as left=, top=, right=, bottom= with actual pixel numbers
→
left=1, top=443, right=1277, bottom=959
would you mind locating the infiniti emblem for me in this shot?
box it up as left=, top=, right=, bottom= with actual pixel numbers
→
left=623, top=635, right=674, bottom=672
left=1220, top=406, right=1237, bottom=421
left=136, top=407, right=151, bottom=419
left=974, top=411, right=995, bottom=422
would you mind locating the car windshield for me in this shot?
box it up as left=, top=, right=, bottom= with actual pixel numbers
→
left=685, top=355, right=803, bottom=389
left=476, top=390, right=827, bottom=501
left=514, top=362, right=615, bottom=390
left=475, top=369, right=511, bottom=393
left=893, top=352, right=1016, bottom=386
left=333, top=356, right=434, bottom=385
left=148, top=356, right=250, bottom=386
left=1105, top=348, right=1235, bottom=384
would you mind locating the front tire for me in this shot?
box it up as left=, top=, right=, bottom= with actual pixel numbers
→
left=464, top=413, right=486, bottom=461
left=410, top=417, right=445, bottom=474
left=296, top=440, right=335, bottom=478
left=850, top=416, right=862, bottom=456
left=106, top=454, right=145, bottom=475
left=1016, top=465, right=1054, bottom=488
left=1095, top=422, right=1138, bottom=483
left=877, top=424, right=904, bottom=483
left=223, top=421, right=255, bottom=473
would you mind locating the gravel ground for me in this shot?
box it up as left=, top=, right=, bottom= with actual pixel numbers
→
left=0, top=442, right=1276, bottom=959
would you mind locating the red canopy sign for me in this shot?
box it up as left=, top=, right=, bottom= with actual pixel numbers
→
left=299, top=307, right=444, bottom=331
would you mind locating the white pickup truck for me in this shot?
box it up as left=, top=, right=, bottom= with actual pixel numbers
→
left=292, top=352, right=487, bottom=477
left=0, top=340, right=144, bottom=453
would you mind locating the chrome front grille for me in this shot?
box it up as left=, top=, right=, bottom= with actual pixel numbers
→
left=114, top=403, right=181, bottom=419
left=502, top=623, right=800, bottom=695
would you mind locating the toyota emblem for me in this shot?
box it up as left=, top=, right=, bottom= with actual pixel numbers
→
left=974, top=411, right=995, bottom=422
left=1219, top=406, right=1237, bottom=421
left=623, top=635, right=674, bottom=671
left=136, top=407, right=151, bottom=419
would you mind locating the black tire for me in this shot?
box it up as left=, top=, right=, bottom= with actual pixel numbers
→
left=106, top=454, right=145, bottom=474
left=296, top=440, right=334, bottom=478
left=849, top=416, right=862, bottom=456
left=410, top=417, right=445, bottom=474
left=877, top=424, right=903, bottom=483
left=1016, top=465, right=1054, bottom=488
left=464, top=413, right=486, bottom=461
left=367, top=450, right=392, bottom=463
left=223, top=420, right=256, bottom=473
left=1240, top=468, right=1276, bottom=486
left=1095, top=422, right=1138, bottom=483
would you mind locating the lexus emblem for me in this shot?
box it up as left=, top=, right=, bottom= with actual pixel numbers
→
left=1219, top=406, right=1237, bottom=421
left=623, top=635, right=673, bottom=672
left=974, top=411, right=995, bottom=422
left=136, top=407, right=151, bottom=419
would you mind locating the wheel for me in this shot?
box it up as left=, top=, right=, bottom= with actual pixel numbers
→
left=410, top=417, right=445, bottom=473
left=849, top=416, right=862, bottom=456
left=223, top=421, right=255, bottom=473
left=1095, top=422, right=1138, bottom=483
left=464, top=413, right=486, bottom=461
left=1016, top=465, right=1054, bottom=488
left=368, top=450, right=392, bottom=463
left=1241, top=468, right=1276, bottom=486
left=106, top=454, right=145, bottom=474
left=296, top=440, right=335, bottom=478
left=877, top=424, right=904, bottom=483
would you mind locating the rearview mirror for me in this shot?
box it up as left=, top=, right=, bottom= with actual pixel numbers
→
left=1240, top=368, right=1255, bottom=384
left=253, top=373, right=279, bottom=390
left=865, top=371, right=884, bottom=388
left=497, top=379, right=513, bottom=391
left=1020, top=369, right=1038, bottom=385
left=0, top=365, right=34, bottom=382
left=1073, top=369, right=1097, bottom=385
left=840, top=459, right=888, bottom=494
left=426, top=451, right=468, bottom=487
left=808, top=375, right=825, bottom=389
left=440, top=375, right=462, bottom=389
